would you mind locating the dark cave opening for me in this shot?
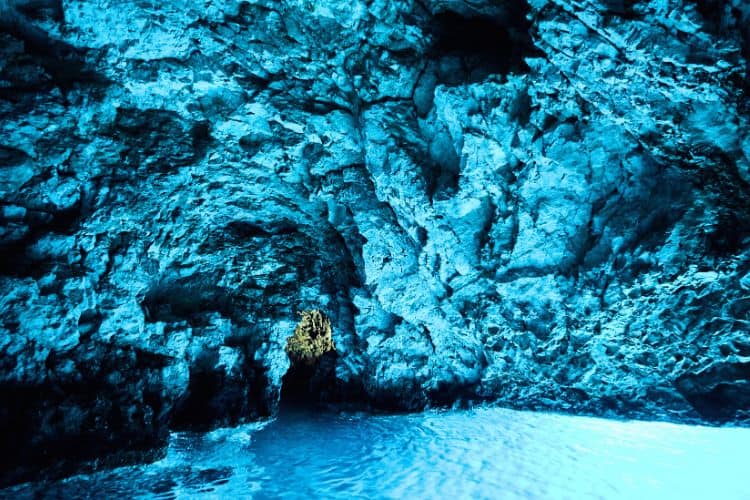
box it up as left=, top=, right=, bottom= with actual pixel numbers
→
left=280, top=364, right=317, bottom=406
left=171, top=349, right=271, bottom=430
left=140, top=274, right=238, bottom=326
left=428, top=5, right=540, bottom=83
left=422, top=149, right=460, bottom=202
left=279, top=351, right=338, bottom=409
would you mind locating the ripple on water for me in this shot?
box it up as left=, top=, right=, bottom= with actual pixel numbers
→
left=3, top=407, right=750, bottom=499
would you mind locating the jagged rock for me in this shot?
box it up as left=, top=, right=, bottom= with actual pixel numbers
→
left=1, top=0, right=749, bottom=486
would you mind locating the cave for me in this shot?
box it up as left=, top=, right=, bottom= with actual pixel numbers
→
left=278, top=310, right=340, bottom=408
left=428, top=4, right=540, bottom=83
left=140, top=274, right=237, bottom=325
left=279, top=351, right=338, bottom=409
left=3, top=0, right=750, bottom=493
left=171, top=348, right=271, bottom=430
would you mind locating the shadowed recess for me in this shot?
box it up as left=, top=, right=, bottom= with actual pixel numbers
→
left=429, top=4, right=540, bottom=82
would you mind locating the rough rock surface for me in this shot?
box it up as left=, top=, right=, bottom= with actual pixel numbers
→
left=1, top=0, right=749, bottom=484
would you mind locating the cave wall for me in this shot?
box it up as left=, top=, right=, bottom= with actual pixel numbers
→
left=1, top=0, right=749, bottom=484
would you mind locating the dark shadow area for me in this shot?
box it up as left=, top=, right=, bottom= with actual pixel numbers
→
left=279, top=351, right=352, bottom=413
left=12, top=0, right=64, bottom=20
left=0, top=9, right=101, bottom=97
left=0, top=144, right=30, bottom=166
left=692, top=156, right=750, bottom=257
left=141, top=274, right=239, bottom=326
left=109, top=108, right=211, bottom=171
left=0, top=343, right=174, bottom=487
left=675, top=362, right=750, bottom=422
left=599, top=0, right=641, bottom=19
left=280, top=364, right=319, bottom=407
left=279, top=351, right=338, bottom=410
left=0, top=202, right=84, bottom=278
left=422, top=150, right=460, bottom=202
left=428, top=4, right=541, bottom=83
left=170, top=348, right=271, bottom=430
left=706, top=209, right=750, bottom=256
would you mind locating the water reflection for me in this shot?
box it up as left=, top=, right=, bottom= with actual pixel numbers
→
left=4, top=407, right=750, bottom=499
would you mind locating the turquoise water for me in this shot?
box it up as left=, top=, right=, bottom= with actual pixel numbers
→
left=5, top=407, right=750, bottom=499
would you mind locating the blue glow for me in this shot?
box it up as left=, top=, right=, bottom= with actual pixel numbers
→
left=6, top=407, right=750, bottom=498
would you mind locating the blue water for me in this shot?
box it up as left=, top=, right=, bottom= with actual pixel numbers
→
left=5, top=407, right=750, bottom=499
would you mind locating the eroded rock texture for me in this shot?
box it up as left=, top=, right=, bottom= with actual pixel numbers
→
left=1, top=0, right=749, bottom=484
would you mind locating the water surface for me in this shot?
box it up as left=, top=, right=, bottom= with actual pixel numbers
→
left=6, top=407, right=749, bottom=499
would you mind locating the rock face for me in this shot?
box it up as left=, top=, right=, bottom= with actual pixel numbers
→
left=1, top=0, right=749, bottom=485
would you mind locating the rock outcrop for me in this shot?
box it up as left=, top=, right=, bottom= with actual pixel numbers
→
left=1, top=0, right=748, bottom=485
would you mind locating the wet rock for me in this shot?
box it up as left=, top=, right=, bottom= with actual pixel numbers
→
left=1, top=0, right=749, bottom=486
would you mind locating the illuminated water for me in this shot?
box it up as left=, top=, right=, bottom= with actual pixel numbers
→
left=5, top=407, right=749, bottom=499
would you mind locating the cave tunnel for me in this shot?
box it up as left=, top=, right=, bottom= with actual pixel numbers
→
left=428, top=5, right=541, bottom=82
